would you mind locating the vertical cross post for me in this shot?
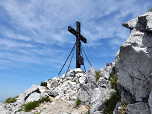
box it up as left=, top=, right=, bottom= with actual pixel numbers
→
left=76, top=22, right=81, bottom=68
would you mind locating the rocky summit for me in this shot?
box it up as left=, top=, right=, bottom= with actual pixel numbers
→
left=0, top=65, right=115, bottom=114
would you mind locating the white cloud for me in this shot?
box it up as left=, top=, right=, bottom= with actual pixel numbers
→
left=0, top=0, right=151, bottom=69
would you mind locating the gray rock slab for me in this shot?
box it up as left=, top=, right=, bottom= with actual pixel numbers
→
left=126, top=102, right=150, bottom=114
left=116, top=12, right=152, bottom=102
left=25, top=92, right=41, bottom=104
left=97, top=77, right=108, bottom=88
left=113, top=102, right=122, bottom=114
left=90, top=88, right=107, bottom=114
left=148, top=90, right=152, bottom=113
left=24, top=84, right=39, bottom=100
left=43, top=90, right=58, bottom=97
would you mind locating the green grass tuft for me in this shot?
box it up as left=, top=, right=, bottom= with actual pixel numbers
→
left=40, top=82, right=47, bottom=87
left=148, top=8, right=152, bottom=12
left=103, top=72, right=121, bottom=114
left=72, top=79, right=76, bottom=82
left=96, top=71, right=101, bottom=82
left=41, top=97, right=51, bottom=103
left=110, top=73, right=118, bottom=90
left=24, top=101, right=40, bottom=112
left=79, top=83, right=83, bottom=86
left=5, top=96, right=18, bottom=103
left=103, top=90, right=121, bottom=114
left=48, top=79, right=51, bottom=81
left=75, top=98, right=81, bottom=106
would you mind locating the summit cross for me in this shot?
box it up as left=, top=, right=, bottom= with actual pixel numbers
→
left=68, top=21, right=87, bottom=68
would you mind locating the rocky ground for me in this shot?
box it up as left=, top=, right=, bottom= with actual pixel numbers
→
left=31, top=97, right=89, bottom=114
left=0, top=64, right=115, bottom=114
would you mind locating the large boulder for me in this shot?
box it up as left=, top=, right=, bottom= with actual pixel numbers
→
left=115, top=12, right=152, bottom=113
left=23, top=84, right=39, bottom=101
left=78, top=66, right=97, bottom=104
left=116, top=12, right=152, bottom=102
left=90, top=88, right=110, bottom=114
left=126, top=102, right=150, bottom=114
left=97, top=77, right=109, bottom=88
left=47, top=79, right=58, bottom=89
left=85, top=66, right=97, bottom=90
left=43, top=90, right=58, bottom=97
left=38, top=86, right=47, bottom=93
left=78, top=84, right=91, bottom=104
left=25, top=92, right=42, bottom=104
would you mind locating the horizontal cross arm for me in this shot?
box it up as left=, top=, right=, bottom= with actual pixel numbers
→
left=80, top=35, right=87, bottom=43
left=68, top=26, right=77, bottom=36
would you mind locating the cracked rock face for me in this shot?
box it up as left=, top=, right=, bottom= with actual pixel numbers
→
left=117, top=12, right=152, bottom=102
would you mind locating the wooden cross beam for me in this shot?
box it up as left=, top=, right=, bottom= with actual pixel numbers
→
left=68, top=21, right=87, bottom=68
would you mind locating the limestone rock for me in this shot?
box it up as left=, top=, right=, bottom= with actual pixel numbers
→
left=93, top=111, right=103, bottom=114
left=43, top=90, right=58, bottom=97
left=16, top=111, right=33, bottom=114
left=78, top=84, right=90, bottom=104
left=0, top=105, right=10, bottom=114
left=148, top=90, right=152, bottom=113
left=41, top=92, right=49, bottom=98
left=74, top=68, right=84, bottom=74
left=116, top=12, right=152, bottom=102
left=85, top=66, right=97, bottom=89
left=47, top=79, right=58, bottom=89
left=38, top=86, right=47, bottom=93
left=90, top=88, right=112, bottom=114
left=16, top=93, right=25, bottom=106
left=97, top=77, right=108, bottom=88
left=121, top=87, right=135, bottom=104
left=114, top=50, right=120, bottom=72
left=126, top=102, right=150, bottom=114
left=90, top=88, right=105, bottom=114
left=25, top=92, right=42, bottom=104
left=98, top=67, right=109, bottom=79
left=113, top=102, right=122, bottom=114
left=23, top=84, right=39, bottom=100
left=71, top=111, right=79, bottom=114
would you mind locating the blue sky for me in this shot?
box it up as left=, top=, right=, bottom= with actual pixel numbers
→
left=0, top=0, right=151, bottom=102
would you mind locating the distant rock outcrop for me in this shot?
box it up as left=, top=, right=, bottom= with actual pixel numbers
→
left=115, top=12, right=152, bottom=114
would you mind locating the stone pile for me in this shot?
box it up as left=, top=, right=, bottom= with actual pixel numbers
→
left=114, top=12, right=152, bottom=114
left=0, top=64, right=115, bottom=114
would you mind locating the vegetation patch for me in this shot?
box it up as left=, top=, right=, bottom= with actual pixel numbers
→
left=103, top=67, right=121, bottom=114
left=5, top=96, right=18, bottom=103
left=75, top=98, right=81, bottom=106
left=48, top=79, right=51, bottom=81
left=148, top=8, right=152, bottom=12
left=103, top=90, right=121, bottom=114
left=15, top=109, right=22, bottom=113
left=95, top=71, right=101, bottom=82
left=79, top=83, right=83, bottom=86
left=40, top=82, right=47, bottom=87
left=110, top=73, right=118, bottom=90
left=72, top=79, right=76, bottom=82
left=118, top=102, right=128, bottom=114
left=41, top=97, right=51, bottom=103
left=24, top=101, right=40, bottom=112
